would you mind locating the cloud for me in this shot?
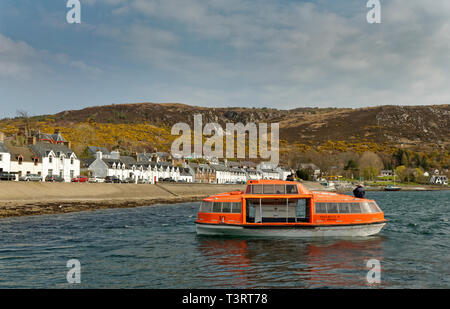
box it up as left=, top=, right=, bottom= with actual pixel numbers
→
left=4, top=0, right=450, bottom=111
left=0, top=34, right=103, bottom=80
left=0, top=34, right=38, bottom=79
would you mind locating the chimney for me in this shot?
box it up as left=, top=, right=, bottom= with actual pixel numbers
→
left=110, top=150, right=120, bottom=160
left=96, top=151, right=103, bottom=161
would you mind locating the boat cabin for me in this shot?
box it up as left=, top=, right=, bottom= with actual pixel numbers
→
left=197, top=179, right=385, bottom=227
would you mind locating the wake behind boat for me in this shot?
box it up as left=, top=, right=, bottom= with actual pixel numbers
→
left=195, top=179, right=386, bottom=237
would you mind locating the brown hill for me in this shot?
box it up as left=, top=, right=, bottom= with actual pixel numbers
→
left=49, top=103, right=449, bottom=151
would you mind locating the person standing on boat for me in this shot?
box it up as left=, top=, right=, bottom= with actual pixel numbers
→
left=353, top=184, right=365, bottom=198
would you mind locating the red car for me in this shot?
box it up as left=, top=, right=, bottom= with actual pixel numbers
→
left=71, top=176, right=89, bottom=183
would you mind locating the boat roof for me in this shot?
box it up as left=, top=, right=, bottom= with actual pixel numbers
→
left=246, top=179, right=311, bottom=195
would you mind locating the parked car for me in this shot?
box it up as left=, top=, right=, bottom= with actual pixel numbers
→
left=45, top=175, right=65, bottom=182
left=88, top=176, right=105, bottom=183
left=19, top=174, right=43, bottom=182
left=0, top=172, right=16, bottom=181
left=105, top=176, right=121, bottom=183
left=122, top=177, right=135, bottom=184
left=71, top=176, right=88, bottom=183
left=138, top=178, right=150, bottom=184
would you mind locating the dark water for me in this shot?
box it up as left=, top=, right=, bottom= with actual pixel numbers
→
left=0, top=191, right=448, bottom=288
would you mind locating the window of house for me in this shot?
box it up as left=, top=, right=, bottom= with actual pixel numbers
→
left=34, top=158, right=38, bottom=166
left=49, top=156, right=53, bottom=163
left=0, top=154, right=2, bottom=162
left=18, top=156, right=23, bottom=165
left=48, top=169, right=53, bottom=176
left=70, top=170, right=74, bottom=179
left=71, top=158, right=74, bottom=165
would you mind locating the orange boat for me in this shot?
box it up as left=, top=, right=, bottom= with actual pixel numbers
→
left=196, top=179, right=387, bottom=237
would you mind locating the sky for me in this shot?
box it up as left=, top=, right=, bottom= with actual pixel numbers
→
left=1, top=0, right=450, bottom=118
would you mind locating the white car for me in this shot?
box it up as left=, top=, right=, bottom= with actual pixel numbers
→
left=88, top=176, right=105, bottom=183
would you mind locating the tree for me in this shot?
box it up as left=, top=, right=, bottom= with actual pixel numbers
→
left=344, top=159, right=358, bottom=170
left=395, top=166, right=408, bottom=183
left=296, top=169, right=310, bottom=181
left=358, top=151, right=384, bottom=171
left=362, top=166, right=379, bottom=181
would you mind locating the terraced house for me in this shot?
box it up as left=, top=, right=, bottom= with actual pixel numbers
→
left=0, top=133, right=11, bottom=174
left=29, top=142, right=80, bottom=182
left=88, top=151, right=181, bottom=183
left=0, top=130, right=80, bottom=181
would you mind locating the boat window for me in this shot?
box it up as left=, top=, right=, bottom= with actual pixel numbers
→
left=315, top=202, right=327, bottom=214
left=231, top=202, right=242, bottom=213
left=369, top=202, right=380, bottom=213
left=327, top=203, right=339, bottom=214
left=339, top=203, right=351, bottom=213
left=315, top=202, right=379, bottom=214
left=252, top=185, right=263, bottom=194
left=350, top=203, right=362, bottom=213
left=263, top=184, right=276, bottom=194
left=222, top=202, right=231, bottom=213
left=360, top=202, right=372, bottom=213
left=245, top=184, right=299, bottom=195
left=199, top=201, right=213, bottom=213
left=297, top=199, right=306, bottom=218
left=213, top=202, right=222, bottom=213
left=286, top=185, right=298, bottom=194
left=274, top=185, right=285, bottom=194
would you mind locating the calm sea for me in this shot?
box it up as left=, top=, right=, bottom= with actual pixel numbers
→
left=0, top=191, right=448, bottom=289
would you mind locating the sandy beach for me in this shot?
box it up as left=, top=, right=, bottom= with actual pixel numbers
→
left=0, top=182, right=248, bottom=219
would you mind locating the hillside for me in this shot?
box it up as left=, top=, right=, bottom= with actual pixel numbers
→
left=1, top=103, right=449, bottom=167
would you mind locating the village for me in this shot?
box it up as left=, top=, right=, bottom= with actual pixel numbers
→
left=0, top=129, right=447, bottom=187
left=0, top=130, right=292, bottom=184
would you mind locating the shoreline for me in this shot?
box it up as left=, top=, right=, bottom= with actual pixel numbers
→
left=0, top=182, right=448, bottom=219
left=0, top=182, right=247, bottom=219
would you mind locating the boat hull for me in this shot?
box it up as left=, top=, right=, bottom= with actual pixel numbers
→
left=196, top=222, right=386, bottom=238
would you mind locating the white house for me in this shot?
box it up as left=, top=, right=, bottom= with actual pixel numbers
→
left=260, top=169, right=280, bottom=180
left=429, top=175, right=448, bottom=185
left=8, top=145, right=43, bottom=180
left=88, top=151, right=181, bottom=184
left=179, top=168, right=194, bottom=182
left=0, top=140, right=11, bottom=173
left=277, top=167, right=293, bottom=181
left=30, top=142, right=80, bottom=182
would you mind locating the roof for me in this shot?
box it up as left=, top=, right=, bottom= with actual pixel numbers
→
left=180, top=168, right=192, bottom=176
left=6, top=145, right=38, bottom=162
left=102, top=158, right=121, bottom=168
left=30, top=142, right=75, bottom=159
left=81, top=158, right=95, bottom=168
left=210, top=164, right=230, bottom=172
left=119, top=156, right=137, bottom=168
left=87, top=146, right=110, bottom=155
left=37, top=132, right=67, bottom=144
left=137, top=153, right=154, bottom=162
